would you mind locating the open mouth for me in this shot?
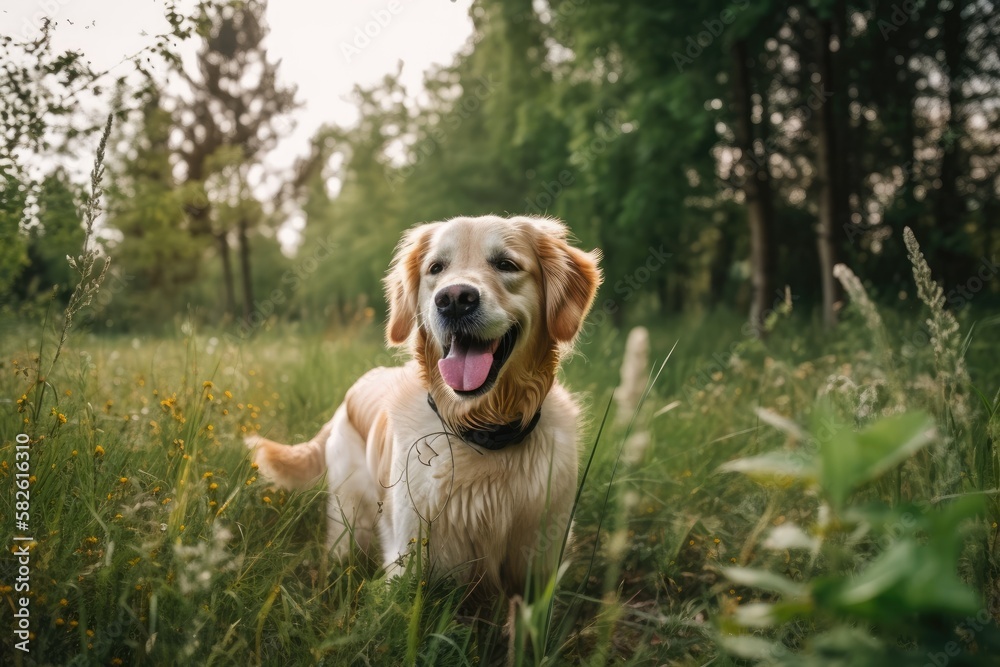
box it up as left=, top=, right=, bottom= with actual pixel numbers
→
left=438, top=327, right=517, bottom=396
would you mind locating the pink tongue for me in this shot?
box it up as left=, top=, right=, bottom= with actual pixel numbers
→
left=438, top=337, right=498, bottom=392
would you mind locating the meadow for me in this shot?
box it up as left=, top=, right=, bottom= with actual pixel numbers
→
left=2, top=242, right=999, bottom=666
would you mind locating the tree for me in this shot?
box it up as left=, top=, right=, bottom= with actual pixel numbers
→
left=105, top=97, right=203, bottom=329
left=20, top=170, right=86, bottom=302
left=172, top=0, right=296, bottom=325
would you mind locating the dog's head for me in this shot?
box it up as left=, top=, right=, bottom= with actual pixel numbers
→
left=384, top=215, right=602, bottom=428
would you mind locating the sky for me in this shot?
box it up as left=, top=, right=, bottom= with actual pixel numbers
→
left=3, top=0, right=476, bottom=246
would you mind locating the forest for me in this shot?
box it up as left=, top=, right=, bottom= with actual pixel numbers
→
left=4, top=0, right=997, bottom=333
left=1, top=1, right=999, bottom=665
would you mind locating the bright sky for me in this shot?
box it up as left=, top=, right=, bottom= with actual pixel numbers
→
left=3, top=0, right=475, bottom=246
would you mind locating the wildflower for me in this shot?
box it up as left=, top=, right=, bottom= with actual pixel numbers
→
left=209, top=483, right=218, bottom=490
left=70, top=620, right=78, bottom=628
left=203, top=471, right=213, bottom=479
left=162, top=498, right=172, bottom=505
left=86, top=629, right=94, bottom=638
left=65, top=390, right=73, bottom=397
left=60, top=598, right=68, bottom=606
left=262, top=496, right=271, bottom=504
left=224, top=390, right=233, bottom=399
left=71, top=450, right=78, bottom=457
left=203, top=381, right=213, bottom=389
left=85, top=536, right=98, bottom=545
left=206, top=394, right=214, bottom=401
left=94, top=446, right=105, bottom=456
left=55, top=618, right=65, bottom=626
left=119, top=477, right=128, bottom=484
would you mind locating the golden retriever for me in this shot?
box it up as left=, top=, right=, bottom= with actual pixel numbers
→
left=247, top=215, right=601, bottom=597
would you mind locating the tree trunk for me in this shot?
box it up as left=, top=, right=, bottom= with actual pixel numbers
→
left=936, top=0, right=965, bottom=286
left=814, top=17, right=840, bottom=330
left=237, top=218, right=255, bottom=327
left=731, top=40, right=775, bottom=338
left=217, top=231, right=236, bottom=321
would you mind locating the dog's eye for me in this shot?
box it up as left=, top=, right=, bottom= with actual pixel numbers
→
left=428, top=262, right=444, bottom=275
left=495, top=259, right=519, bottom=273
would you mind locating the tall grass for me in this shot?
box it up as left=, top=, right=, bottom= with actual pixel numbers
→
left=2, top=238, right=998, bottom=664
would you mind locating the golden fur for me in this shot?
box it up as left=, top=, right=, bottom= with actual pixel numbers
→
left=248, top=215, right=601, bottom=597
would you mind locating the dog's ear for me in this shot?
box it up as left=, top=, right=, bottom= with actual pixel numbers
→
left=385, top=223, right=438, bottom=346
left=533, top=219, right=603, bottom=343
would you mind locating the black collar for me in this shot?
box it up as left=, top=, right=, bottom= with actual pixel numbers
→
left=426, top=394, right=541, bottom=451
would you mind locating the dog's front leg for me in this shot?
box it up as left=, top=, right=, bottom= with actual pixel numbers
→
left=323, top=407, right=380, bottom=560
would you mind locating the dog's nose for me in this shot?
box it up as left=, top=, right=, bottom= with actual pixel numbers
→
left=435, top=284, right=480, bottom=319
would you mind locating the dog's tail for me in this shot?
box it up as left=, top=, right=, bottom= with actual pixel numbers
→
left=245, top=419, right=333, bottom=490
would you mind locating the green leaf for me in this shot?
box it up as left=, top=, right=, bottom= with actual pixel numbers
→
left=718, top=452, right=817, bottom=488
left=718, top=634, right=786, bottom=660
left=723, top=568, right=807, bottom=599
left=816, top=410, right=935, bottom=508
left=824, top=537, right=980, bottom=618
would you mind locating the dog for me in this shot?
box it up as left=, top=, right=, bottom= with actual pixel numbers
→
left=247, top=215, right=601, bottom=598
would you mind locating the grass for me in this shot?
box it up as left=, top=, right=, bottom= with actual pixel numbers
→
left=1, top=294, right=999, bottom=665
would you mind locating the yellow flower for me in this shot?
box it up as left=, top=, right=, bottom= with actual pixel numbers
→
left=262, top=496, right=271, bottom=504
left=55, top=618, right=65, bottom=626
left=251, top=462, right=259, bottom=470
left=203, top=381, right=213, bottom=389
left=94, top=446, right=105, bottom=457
left=224, top=390, right=233, bottom=399
left=59, top=598, right=68, bottom=606
left=71, top=450, right=78, bottom=457
left=86, top=629, right=94, bottom=638
left=209, top=483, right=218, bottom=490
left=162, top=498, right=172, bottom=505
left=206, top=394, right=214, bottom=401
left=203, top=471, right=213, bottom=479
left=119, top=477, right=128, bottom=484
left=206, top=424, right=214, bottom=432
